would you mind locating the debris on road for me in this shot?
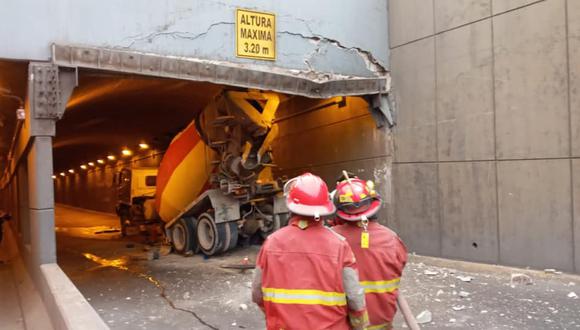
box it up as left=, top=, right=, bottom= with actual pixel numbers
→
left=424, top=270, right=438, bottom=276
left=95, top=228, right=121, bottom=234
left=239, top=303, right=248, bottom=311
left=221, top=263, right=255, bottom=270
left=543, top=269, right=563, bottom=275
left=459, top=291, right=470, bottom=298
left=457, top=275, right=473, bottom=282
left=510, top=273, right=533, bottom=286
left=452, top=305, right=466, bottom=311
left=416, top=310, right=432, bottom=324
left=567, top=292, right=578, bottom=299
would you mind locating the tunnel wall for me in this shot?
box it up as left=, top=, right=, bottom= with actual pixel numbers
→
left=272, top=96, right=394, bottom=223
left=0, top=0, right=387, bottom=78
left=389, top=0, right=580, bottom=273
left=54, top=151, right=164, bottom=214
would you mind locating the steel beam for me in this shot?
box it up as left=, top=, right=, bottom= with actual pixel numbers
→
left=52, top=44, right=390, bottom=98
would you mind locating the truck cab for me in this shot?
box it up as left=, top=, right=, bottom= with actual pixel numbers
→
left=115, top=167, right=159, bottom=236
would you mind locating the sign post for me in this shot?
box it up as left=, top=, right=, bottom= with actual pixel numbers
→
left=236, top=9, right=276, bottom=60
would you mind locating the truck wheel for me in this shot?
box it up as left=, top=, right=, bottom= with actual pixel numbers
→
left=171, top=218, right=195, bottom=254
left=258, top=205, right=288, bottom=239
left=197, top=213, right=238, bottom=256
left=224, top=221, right=239, bottom=252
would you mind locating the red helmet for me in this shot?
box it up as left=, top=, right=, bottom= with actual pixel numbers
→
left=334, top=178, right=381, bottom=221
left=284, top=173, right=336, bottom=218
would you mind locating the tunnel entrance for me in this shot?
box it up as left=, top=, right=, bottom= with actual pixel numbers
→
left=50, top=60, right=391, bottom=327
left=52, top=66, right=392, bottom=242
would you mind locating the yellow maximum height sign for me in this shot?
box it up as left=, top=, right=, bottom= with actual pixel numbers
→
left=236, top=9, right=276, bottom=60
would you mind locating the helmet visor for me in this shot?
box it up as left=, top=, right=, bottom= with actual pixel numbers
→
left=283, top=177, right=298, bottom=196
left=339, top=199, right=372, bottom=215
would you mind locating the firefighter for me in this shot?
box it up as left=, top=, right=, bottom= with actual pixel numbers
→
left=251, top=172, right=368, bottom=330
left=332, top=172, right=407, bottom=330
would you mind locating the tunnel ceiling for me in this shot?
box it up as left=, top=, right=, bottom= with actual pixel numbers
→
left=53, top=70, right=224, bottom=172
left=0, top=60, right=27, bottom=172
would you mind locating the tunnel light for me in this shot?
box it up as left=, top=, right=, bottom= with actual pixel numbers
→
left=139, top=143, right=149, bottom=150
left=80, top=164, right=88, bottom=170
left=107, top=155, right=116, bottom=161
left=121, top=148, right=133, bottom=157
left=60, top=172, right=66, bottom=177
left=52, top=175, right=57, bottom=179
left=68, top=169, right=75, bottom=174
left=97, top=159, right=105, bottom=164
left=88, top=162, right=95, bottom=167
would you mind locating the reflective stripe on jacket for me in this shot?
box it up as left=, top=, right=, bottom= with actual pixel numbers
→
left=253, top=217, right=367, bottom=330
left=333, top=221, right=407, bottom=327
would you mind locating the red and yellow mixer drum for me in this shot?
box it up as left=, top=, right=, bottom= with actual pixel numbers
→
left=155, top=120, right=215, bottom=223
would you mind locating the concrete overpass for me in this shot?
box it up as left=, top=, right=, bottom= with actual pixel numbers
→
left=2, top=1, right=580, bottom=329
left=0, top=1, right=391, bottom=328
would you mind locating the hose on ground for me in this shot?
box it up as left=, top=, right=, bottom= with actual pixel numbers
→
left=397, top=294, right=421, bottom=330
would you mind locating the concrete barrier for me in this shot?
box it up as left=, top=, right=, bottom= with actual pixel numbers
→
left=3, top=223, right=108, bottom=330
left=39, top=263, right=109, bottom=330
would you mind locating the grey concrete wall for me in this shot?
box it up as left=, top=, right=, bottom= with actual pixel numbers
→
left=390, top=0, right=579, bottom=272
left=272, top=96, right=394, bottom=222
left=0, top=0, right=388, bottom=78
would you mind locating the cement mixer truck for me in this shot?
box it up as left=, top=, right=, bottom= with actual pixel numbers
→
left=115, top=90, right=289, bottom=256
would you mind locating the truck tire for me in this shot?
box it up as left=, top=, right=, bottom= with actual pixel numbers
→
left=171, top=218, right=196, bottom=254
left=197, top=213, right=238, bottom=256
left=258, top=205, right=288, bottom=239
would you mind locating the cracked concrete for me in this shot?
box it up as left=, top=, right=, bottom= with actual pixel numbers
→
left=120, top=18, right=387, bottom=78
left=2, top=0, right=390, bottom=80
left=121, top=22, right=235, bottom=50
left=278, top=30, right=388, bottom=74
left=111, top=0, right=388, bottom=79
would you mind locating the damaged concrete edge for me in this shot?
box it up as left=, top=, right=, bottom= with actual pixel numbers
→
left=278, top=30, right=388, bottom=74
left=51, top=44, right=390, bottom=98
left=39, top=263, right=109, bottom=330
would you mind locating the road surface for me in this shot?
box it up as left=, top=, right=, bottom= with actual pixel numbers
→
left=55, top=204, right=580, bottom=329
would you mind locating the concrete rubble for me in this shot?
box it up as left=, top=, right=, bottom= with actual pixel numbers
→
left=510, top=273, right=533, bottom=286
left=56, top=234, right=580, bottom=330
left=415, top=310, right=432, bottom=324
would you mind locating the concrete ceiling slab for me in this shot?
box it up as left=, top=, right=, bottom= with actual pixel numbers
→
left=53, top=69, right=224, bottom=172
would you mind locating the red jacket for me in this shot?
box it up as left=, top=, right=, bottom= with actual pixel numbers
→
left=252, top=217, right=367, bottom=330
left=333, top=221, right=407, bottom=327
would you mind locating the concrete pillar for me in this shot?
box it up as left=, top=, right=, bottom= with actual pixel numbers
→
left=27, top=136, right=56, bottom=265
left=20, top=63, right=76, bottom=267
left=17, top=163, right=30, bottom=244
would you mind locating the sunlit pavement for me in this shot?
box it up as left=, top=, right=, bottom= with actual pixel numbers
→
left=55, top=205, right=580, bottom=329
